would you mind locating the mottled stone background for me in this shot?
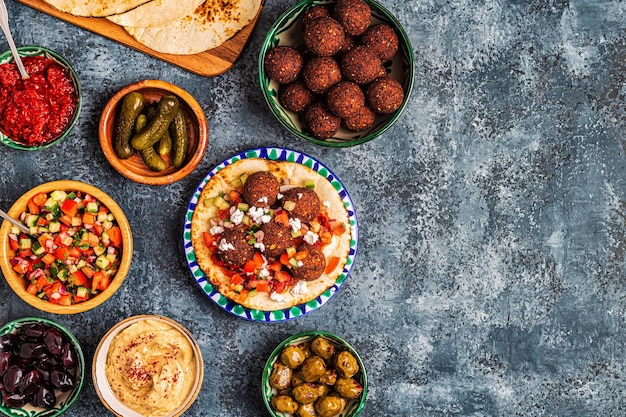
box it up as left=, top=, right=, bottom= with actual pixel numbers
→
left=1, top=1, right=626, bottom=416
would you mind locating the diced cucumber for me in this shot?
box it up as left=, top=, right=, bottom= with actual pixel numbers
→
left=283, top=200, right=297, bottom=211
left=237, top=202, right=250, bottom=212
left=26, top=214, right=39, bottom=227
left=304, top=179, right=315, bottom=189
left=86, top=201, right=98, bottom=213
left=309, top=221, right=321, bottom=233
left=105, top=252, right=117, bottom=263
left=45, top=199, right=60, bottom=217
left=240, top=173, right=249, bottom=185
left=71, top=217, right=82, bottom=227
left=291, top=229, right=302, bottom=238
left=31, top=241, right=45, bottom=255
left=286, top=246, right=297, bottom=257
left=203, top=197, right=215, bottom=207
left=57, top=269, right=68, bottom=282
left=48, top=221, right=61, bottom=233
left=10, top=226, right=19, bottom=234
left=95, top=255, right=110, bottom=269
left=289, top=257, right=300, bottom=268
left=19, top=238, right=32, bottom=250
left=65, top=192, right=76, bottom=200
left=68, top=264, right=78, bottom=274
left=76, top=287, right=88, bottom=298
left=230, top=177, right=243, bottom=189
left=77, top=259, right=87, bottom=269
left=50, top=190, right=67, bottom=201
left=97, top=212, right=108, bottom=223
left=93, top=244, right=106, bottom=256
left=213, top=196, right=230, bottom=211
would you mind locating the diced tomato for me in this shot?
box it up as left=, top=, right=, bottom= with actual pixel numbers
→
left=218, top=209, right=230, bottom=220
left=269, top=260, right=283, bottom=272
left=54, top=247, right=70, bottom=260
left=325, top=256, right=341, bottom=274
left=92, top=223, right=104, bottom=236
left=108, top=226, right=122, bottom=248
left=59, top=214, right=73, bottom=226
left=9, top=238, right=19, bottom=251
left=332, top=221, right=347, bottom=235
left=274, top=270, right=292, bottom=283
left=69, top=247, right=82, bottom=258
left=320, top=231, right=332, bottom=245
left=35, top=274, right=51, bottom=290
left=32, top=192, right=47, bottom=207
left=61, top=199, right=78, bottom=217
left=243, top=252, right=264, bottom=273
left=38, top=234, right=52, bottom=248
left=82, top=212, right=95, bottom=225
left=41, top=253, right=56, bottom=265
left=44, top=281, right=66, bottom=301
left=91, top=271, right=111, bottom=292
left=274, top=210, right=290, bottom=228
left=71, top=270, right=87, bottom=286
left=36, top=216, right=47, bottom=226
left=280, top=252, right=290, bottom=266
left=26, top=283, right=39, bottom=295
left=256, top=280, right=270, bottom=292
left=294, top=251, right=309, bottom=261
left=202, top=231, right=217, bottom=248
left=27, top=199, right=40, bottom=215
left=12, top=262, right=29, bottom=275
left=272, top=281, right=288, bottom=294
left=81, top=266, right=95, bottom=278
left=73, top=292, right=89, bottom=303
left=229, top=273, right=244, bottom=286
left=55, top=294, right=73, bottom=306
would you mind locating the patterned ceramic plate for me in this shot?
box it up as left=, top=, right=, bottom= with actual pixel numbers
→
left=0, top=317, right=85, bottom=417
left=183, top=147, right=358, bottom=322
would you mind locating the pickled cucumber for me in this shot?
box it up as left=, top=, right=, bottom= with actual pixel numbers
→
left=130, top=95, right=179, bottom=151
left=170, top=108, right=189, bottom=168
left=113, top=92, right=144, bottom=159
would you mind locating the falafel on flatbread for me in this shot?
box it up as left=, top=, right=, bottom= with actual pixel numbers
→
left=123, top=0, right=262, bottom=55
left=190, top=158, right=352, bottom=311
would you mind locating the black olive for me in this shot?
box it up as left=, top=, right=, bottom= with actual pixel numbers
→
left=2, top=365, right=24, bottom=394
left=0, top=352, right=12, bottom=377
left=18, top=343, right=44, bottom=360
left=3, top=392, right=29, bottom=408
left=60, top=342, right=77, bottom=369
left=43, top=329, right=64, bottom=356
left=33, top=383, right=56, bottom=409
left=37, top=350, right=59, bottom=370
left=35, top=365, right=50, bottom=383
left=19, top=368, right=42, bottom=396
left=19, top=323, right=46, bottom=340
left=0, top=334, right=18, bottom=353
left=50, top=368, right=74, bottom=392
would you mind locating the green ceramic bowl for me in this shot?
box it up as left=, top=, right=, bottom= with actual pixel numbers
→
left=0, top=46, right=82, bottom=151
left=262, top=331, right=368, bottom=417
left=0, top=317, right=85, bottom=417
left=259, top=0, right=414, bottom=147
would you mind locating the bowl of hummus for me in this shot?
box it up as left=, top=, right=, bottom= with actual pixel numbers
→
left=92, top=315, right=203, bottom=417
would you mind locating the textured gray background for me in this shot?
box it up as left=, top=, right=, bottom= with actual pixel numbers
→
left=1, top=0, right=626, bottom=416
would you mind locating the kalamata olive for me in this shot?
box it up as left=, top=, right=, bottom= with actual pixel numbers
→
left=18, top=343, right=44, bottom=360
left=50, top=369, right=74, bottom=392
left=3, top=392, right=29, bottom=408
left=19, top=323, right=46, bottom=340
left=35, top=365, right=50, bottom=383
left=43, top=329, right=63, bottom=356
left=0, top=352, right=12, bottom=377
left=0, top=334, right=18, bottom=353
left=33, top=383, right=56, bottom=409
left=19, top=369, right=42, bottom=396
left=37, top=351, right=59, bottom=370
left=2, top=365, right=24, bottom=394
left=60, top=342, right=77, bottom=369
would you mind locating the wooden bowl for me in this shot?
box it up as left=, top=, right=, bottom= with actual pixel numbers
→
left=0, top=180, right=132, bottom=314
left=92, top=315, right=204, bottom=417
left=99, top=80, right=208, bottom=185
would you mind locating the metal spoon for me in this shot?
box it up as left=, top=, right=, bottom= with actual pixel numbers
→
left=0, top=0, right=28, bottom=79
left=0, top=208, right=31, bottom=235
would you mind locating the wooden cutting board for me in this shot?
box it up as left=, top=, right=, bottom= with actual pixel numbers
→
left=14, top=0, right=265, bottom=77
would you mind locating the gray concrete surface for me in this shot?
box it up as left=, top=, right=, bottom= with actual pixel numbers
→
left=2, top=0, right=626, bottom=415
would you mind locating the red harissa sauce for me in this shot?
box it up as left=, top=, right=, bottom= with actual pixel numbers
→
left=0, top=56, right=77, bottom=146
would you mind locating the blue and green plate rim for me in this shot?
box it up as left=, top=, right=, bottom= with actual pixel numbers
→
left=182, top=147, right=359, bottom=322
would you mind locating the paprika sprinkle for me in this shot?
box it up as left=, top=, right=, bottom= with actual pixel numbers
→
left=0, top=55, right=78, bottom=147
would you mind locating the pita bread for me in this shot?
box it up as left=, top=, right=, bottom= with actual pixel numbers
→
left=42, top=0, right=152, bottom=17
left=190, top=159, right=352, bottom=311
left=124, top=0, right=262, bottom=55
left=106, top=0, right=205, bottom=28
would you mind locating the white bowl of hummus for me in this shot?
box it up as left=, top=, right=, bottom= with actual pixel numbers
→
left=92, top=315, right=203, bottom=417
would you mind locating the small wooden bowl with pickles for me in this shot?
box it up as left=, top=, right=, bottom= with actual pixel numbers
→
left=99, top=80, right=208, bottom=185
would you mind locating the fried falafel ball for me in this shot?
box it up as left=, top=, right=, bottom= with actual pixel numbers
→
left=293, top=243, right=326, bottom=281
left=282, top=187, right=321, bottom=222
left=304, top=102, right=341, bottom=139
left=367, top=76, right=405, bottom=114
left=326, top=81, right=365, bottom=119
left=303, top=56, right=342, bottom=94
left=361, top=23, right=399, bottom=61
left=261, top=221, right=294, bottom=258
left=243, top=171, right=280, bottom=207
left=217, top=227, right=255, bottom=266
left=301, top=5, right=331, bottom=28
left=341, top=45, right=385, bottom=85
left=343, top=105, right=376, bottom=131
left=304, top=16, right=346, bottom=57
left=333, top=0, right=371, bottom=36
left=264, top=46, right=303, bottom=84
left=279, top=80, right=314, bottom=113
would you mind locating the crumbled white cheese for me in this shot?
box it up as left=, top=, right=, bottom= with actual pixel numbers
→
left=209, top=225, right=224, bottom=235
left=289, top=217, right=301, bottom=232
left=254, top=242, right=266, bottom=252
left=297, top=260, right=304, bottom=267
left=323, top=200, right=331, bottom=208
left=303, top=230, right=319, bottom=245
left=277, top=193, right=284, bottom=200
left=260, top=214, right=272, bottom=224
left=248, top=206, right=270, bottom=224
left=259, top=267, right=270, bottom=278
left=229, top=206, right=244, bottom=225
left=270, top=292, right=286, bottom=302
left=291, top=281, right=309, bottom=296
left=297, top=193, right=303, bottom=199
left=258, top=196, right=268, bottom=204
left=218, top=239, right=235, bottom=251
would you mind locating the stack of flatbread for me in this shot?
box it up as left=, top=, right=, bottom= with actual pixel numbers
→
left=42, top=0, right=262, bottom=55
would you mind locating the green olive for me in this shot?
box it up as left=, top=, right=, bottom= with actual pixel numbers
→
left=292, top=383, right=320, bottom=404
left=296, top=403, right=316, bottom=417
left=335, top=377, right=363, bottom=399
left=310, top=336, right=335, bottom=360
left=301, top=356, right=326, bottom=382
left=269, top=362, right=293, bottom=390
left=317, top=369, right=337, bottom=385
left=271, top=395, right=299, bottom=414
left=314, top=395, right=346, bottom=417
left=281, top=345, right=307, bottom=369
left=335, top=351, right=359, bottom=378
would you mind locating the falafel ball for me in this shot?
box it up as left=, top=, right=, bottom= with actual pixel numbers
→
left=304, top=16, right=345, bottom=56
left=293, top=244, right=326, bottom=281
left=326, top=81, right=365, bottom=119
left=301, top=5, right=330, bottom=28
left=333, top=0, right=371, bottom=36
left=281, top=187, right=321, bottom=223
left=278, top=81, right=314, bottom=113
left=261, top=221, right=294, bottom=258
left=361, top=24, right=399, bottom=61
left=367, top=76, right=405, bottom=114
left=341, top=45, right=384, bottom=84
left=343, top=105, right=376, bottom=131
left=264, top=46, right=303, bottom=84
left=243, top=171, right=280, bottom=207
left=217, top=227, right=255, bottom=266
left=304, top=102, right=341, bottom=139
left=303, top=56, right=342, bottom=94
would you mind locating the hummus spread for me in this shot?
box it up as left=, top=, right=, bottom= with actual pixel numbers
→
left=105, top=319, right=197, bottom=416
